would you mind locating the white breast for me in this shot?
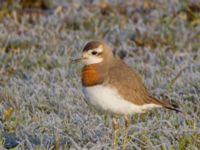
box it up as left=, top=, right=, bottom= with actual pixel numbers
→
left=82, top=85, right=160, bottom=115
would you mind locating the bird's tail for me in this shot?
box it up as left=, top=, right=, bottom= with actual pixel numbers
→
left=147, top=95, right=182, bottom=113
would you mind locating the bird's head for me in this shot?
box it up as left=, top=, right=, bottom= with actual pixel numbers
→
left=76, top=41, right=114, bottom=66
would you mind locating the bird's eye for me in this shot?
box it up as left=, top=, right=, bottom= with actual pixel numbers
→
left=91, top=51, right=97, bottom=55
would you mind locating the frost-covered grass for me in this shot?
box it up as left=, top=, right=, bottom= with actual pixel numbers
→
left=0, top=0, right=200, bottom=149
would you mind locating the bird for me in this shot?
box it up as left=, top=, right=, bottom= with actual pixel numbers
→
left=76, top=40, right=181, bottom=149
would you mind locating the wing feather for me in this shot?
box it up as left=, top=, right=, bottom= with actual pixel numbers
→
left=106, top=59, right=181, bottom=112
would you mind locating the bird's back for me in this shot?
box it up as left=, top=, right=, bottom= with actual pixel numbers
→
left=106, top=58, right=180, bottom=113
left=106, top=58, right=152, bottom=105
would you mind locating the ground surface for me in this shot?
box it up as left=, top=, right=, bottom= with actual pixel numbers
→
left=0, top=0, right=200, bottom=149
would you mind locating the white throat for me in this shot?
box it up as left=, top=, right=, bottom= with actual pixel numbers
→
left=83, top=57, right=103, bottom=65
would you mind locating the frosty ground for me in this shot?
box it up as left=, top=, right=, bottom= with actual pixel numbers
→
left=0, top=0, right=199, bottom=149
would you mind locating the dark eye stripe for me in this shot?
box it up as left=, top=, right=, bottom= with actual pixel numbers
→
left=97, top=52, right=103, bottom=56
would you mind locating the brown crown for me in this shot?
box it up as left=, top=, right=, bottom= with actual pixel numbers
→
left=83, top=41, right=104, bottom=52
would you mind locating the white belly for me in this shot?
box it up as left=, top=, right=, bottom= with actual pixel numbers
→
left=82, top=85, right=160, bottom=115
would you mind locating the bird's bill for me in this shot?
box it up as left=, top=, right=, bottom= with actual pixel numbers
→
left=71, top=58, right=82, bottom=63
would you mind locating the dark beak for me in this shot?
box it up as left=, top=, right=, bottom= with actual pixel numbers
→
left=71, top=58, right=82, bottom=63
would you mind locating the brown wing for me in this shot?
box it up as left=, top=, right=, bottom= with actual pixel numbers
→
left=107, top=59, right=150, bottom=105
left=106, top=59, right=181, bottom=112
